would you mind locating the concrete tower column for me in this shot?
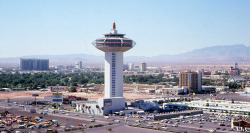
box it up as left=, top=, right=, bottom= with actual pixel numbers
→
left=104, top=52, right=123, bottom=98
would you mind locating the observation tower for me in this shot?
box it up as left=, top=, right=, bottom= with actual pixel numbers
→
left=92, top=22, right=135, bottom=114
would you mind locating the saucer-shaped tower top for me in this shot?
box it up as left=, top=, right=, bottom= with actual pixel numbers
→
left=93, top=22, right=136, bottom=52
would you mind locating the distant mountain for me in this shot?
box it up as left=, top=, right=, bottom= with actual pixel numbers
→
left=146, top=44, right=250, bottom=64
left=0, top=44, right=250, bottom=66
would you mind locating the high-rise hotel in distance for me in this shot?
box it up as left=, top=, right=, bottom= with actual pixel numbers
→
left=91, top=22, right=136, bottom=114
left=20, top=58, right=49, bottom=71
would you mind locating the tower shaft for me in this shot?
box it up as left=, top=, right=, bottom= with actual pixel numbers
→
left=104, top=52, right=123, bottom=98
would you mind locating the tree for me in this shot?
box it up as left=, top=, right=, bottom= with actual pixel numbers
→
left=52, top=103, right=56, bottom=108
left=231, top=99, right=234, bottom=104
left=79, top=78, right=89, bottom=85
left=71, top=82, right=78, bottom=86
left=96, top=105, right=99, bottom=109
left=108, top=128, right=112, bottom=132
left=101, top=107, right=104, bottom=110
left=69, top=87, right=77, bottom=92
left=206, top=103, right=209, bottom=106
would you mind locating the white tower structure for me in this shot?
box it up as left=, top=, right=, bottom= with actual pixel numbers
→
left=92, top=22, right=136, bottom=114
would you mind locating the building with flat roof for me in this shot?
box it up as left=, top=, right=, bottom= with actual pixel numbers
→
left=179, top=70, right=202, bottom=93
left=75, top=61, right=82, bottom=69
left=140, top=61, right=147, bottom=72
left=20, top=58, right=49, bottom=71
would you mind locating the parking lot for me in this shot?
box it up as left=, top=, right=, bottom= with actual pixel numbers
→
left=0, top=96, right=249, bottom=133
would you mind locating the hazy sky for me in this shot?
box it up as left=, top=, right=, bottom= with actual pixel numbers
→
left=0, top=0, right=250, bottom=58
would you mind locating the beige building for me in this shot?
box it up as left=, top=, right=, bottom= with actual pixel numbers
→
left=179, top=71, right=202, bottom=93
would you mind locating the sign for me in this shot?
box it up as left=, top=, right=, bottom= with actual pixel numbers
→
left=52, top=95, right=63, bottom=99
left=52, top=99, right=63, bottom=102
left=52, top=92, right=63, bottom=103
left=52, top=93, right=62, bottom=96
left=104, top=99, right=112, bottom=107
left=32, top=94, right=39, bottom=97
left=50, top=86, right=66, bottom=92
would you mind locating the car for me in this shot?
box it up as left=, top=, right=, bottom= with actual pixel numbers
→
left=219, top=123, right=225, bottom=126
left=90, top=119, right=95, bottom=122
left=171, top=124, right=178, bottom=127
left=42, top=124, right=49, bottom=128
left=160, top=120, right=166, bottom=123
left=189, top=121, right=194, bottom=124
left=0, top=125, right=5, bottom=128
left=199, top=122, right=205, bottom=124
left=209, top=129, right=216, bottom=133
left=196, top=129, right=200, bottom=131
left=28, top=126, right=35, bottom=129
left=132, top=123, right=139, bottom=126
left=52, top=110, right=59, bottom=113
left=75, top=114, right=79, bottom=116
left=221, top=128, right=226, bottom=131
left=153, top=122, right=159, bottom=124
left=216, top=127, right=221, bottom=130
left=168, top=121, right=173, bottom=124
left=42, top=112, right=48, bottom=115
left=161, top=125, right=167, bottom=127
left=148, top=122, right=153, bottom=125
left=65, top=113, right=69, bottom=116
left=60, top=126, right=66, bottom=129
left=146, top=125, right=153, bottom=127
left=162, top=127, right=168, bottom=129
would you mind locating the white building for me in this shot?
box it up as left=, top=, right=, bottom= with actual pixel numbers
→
left=128, top=63, right=134, bottom=71
left=75, top=61, right=82, bottom=69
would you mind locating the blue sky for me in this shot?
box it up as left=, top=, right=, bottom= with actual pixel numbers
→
left=0, top=0, right=250, bottom=57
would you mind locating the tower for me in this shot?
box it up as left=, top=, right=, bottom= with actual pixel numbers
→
left=93, top=22, right=136, bottom=114
left=140, top=61, right=147, bottom=72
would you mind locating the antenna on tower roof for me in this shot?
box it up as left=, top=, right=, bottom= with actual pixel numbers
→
left=113, top=22, right=116, bottom=29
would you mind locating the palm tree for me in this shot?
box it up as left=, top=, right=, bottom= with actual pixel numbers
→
left=96, top=105, right=99, bottom=115
left=81, top=104, right=85, bottom=113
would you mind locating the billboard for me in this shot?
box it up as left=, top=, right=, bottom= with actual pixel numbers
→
left=104, top=99, right=112, bottom=107
left=50, top=86, right=66, bottom=92
left=52, top=99, right=63, bottom=102
left=52, top=95, right=63, bottom=99
left=32, top=94, right=39, bottom=97
left=52, top=92, right=63, bottom=103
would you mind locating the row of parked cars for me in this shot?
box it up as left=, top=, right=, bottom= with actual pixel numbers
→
left=0, top=111, right=59, bottom=132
